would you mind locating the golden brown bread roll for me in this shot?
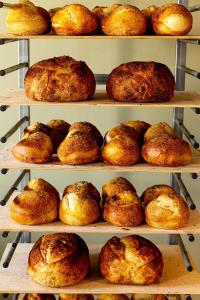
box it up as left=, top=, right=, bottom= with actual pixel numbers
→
left=100, top=235, right=163, bottom=284
left=152, top=4, right=193, bottom=35
left=60, top=181, right=101, bottom=225
left=24, top=178, right=60, bottom=200
left=103, top=190, right=144, bottom=227
left=98, top=295, right=129, bottom=300
left=22, top=122, right=51, bottom=140
left=10, top=190, right=59, bottom=225
left=12, top=132, right=53, bottom=163
left=59, top=295, right=94, bottom=300
left=142, top=6, right=158, bottom=33
left=142, top=134, right=192, bottom=166
left=69, top=122, right=103, bottom=147
left=102, top=177, right=136, bottom=201
left=28, top=233, right=90, bottom=287
left=57, top=130, right=100, bottom=165
left=24, top=56, right=96, bottom=102
left=144, top=122, right=177, bottom=142
left=6, top=0, right=50, bottom=35
left=107, top=62, right=175, bottom=102
left=132, top=295, right=168, bottom=300
left=51, top=4, right=97, bottom=35
left=47, top=119, right=70, bottom=152
left=102, top=135, right=140, bottom=166
left=23, top=294, right=56, bottom=300
left=105, top=124, right=141, bottom=144
left=141, top=184, right=189, bottom=229
left=123, top=121, right=151, bottom=137
left=93, top=5, right=147, bottom=35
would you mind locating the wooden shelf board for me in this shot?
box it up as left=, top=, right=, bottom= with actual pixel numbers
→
left=1, top=192, right=200, bottom=234
left=0, top=143, right=200, bottom=173
left=0, top=90, right=200, bottom=108
left=18, top=297, right=180, bottom=300
left=1, top=34, right=200, bottom=40
left=0, top=244, right=200, bottom=294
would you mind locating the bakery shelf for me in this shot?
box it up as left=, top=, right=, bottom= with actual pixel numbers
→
left=1, top=34, right=200, bottom=40
left=1, top=191, right=200, bottom=234
left=1, top=143, right=200, bottom=173
left=0, top=243, right=200, bottom=294
left=1, top=89, right=200, bottom=107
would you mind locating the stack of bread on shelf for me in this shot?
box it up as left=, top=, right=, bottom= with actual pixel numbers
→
left=5, top=1, right=193, bottom=36
left=12, top=120, right=192, bottom=167
left=23, top=294, right=168, bottom=300
left=10, top=177, right=190, bottom=229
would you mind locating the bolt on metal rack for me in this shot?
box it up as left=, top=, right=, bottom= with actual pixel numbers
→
left=0, top=0, right=200, bottom=299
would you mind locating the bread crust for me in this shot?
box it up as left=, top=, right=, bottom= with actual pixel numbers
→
left=24, top=178, right=60, bottom=200
left=59, top=295, right=94, bottom=300
left=25, top=56, right=96, bottom=102
left=105, top=124, right=141, bottom=144
left=100, top=235, right=163, bottom=284
left=102, top=177, right=136, bottom=201
left=28, top=233, right=90, bottom=287
left=23, top=294, right=56, bottom=300
left=144, top=122, right=177, bottom=142
left=107, top=62, right=175, bottom=102
left=142, top=135, right=192, bottom=166
left=47, top=119, right=70, bottom=152
left=98, top=295, right=129, bottom=300
left=152, top=4, right=193, bottom=35
left=51, top=4, right=97, bottom=35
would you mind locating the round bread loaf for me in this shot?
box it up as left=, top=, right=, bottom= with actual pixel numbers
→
left=12, top=132, right=53, bottom=163
left=142, top=135, right=192, bottom=166
left=100, top=235, right=163, bottom=284
left=10, top=190, right=59, bottom=225
left=132, top=295, right=168, bottom=300
left=69, top=122, right=103, bottom=147
left=93, top=5, right=147, bottom=35
left=106, top=62, right=175, bottom=103
left=24, top=56, right=96, bottom=102
left=59, top=295, right=94, bottom=300
left=60, top=181, right=101, bottom=225
left=152, top=3, right=193, bottom=35
left=103, top=190, right=144, bottom=227
left=141, top=184, right=189, bottom=229
left=57, top=130, right=100, bottom=165
left=51, top=4, right=97, bottom=35
left=102, top=177, right=136, bottom=201
left=143, top=122, right=177, bottom=142
left=24, top=178, right=60, bottom=200
left=22, top=122, right=51, bottom=140
left=123, top=121, right=151, bottom=137
left=28, top=233, right=90, bottom=287
left=47, top=119, right=70, bottom=152
left=6, top=1, right=50, bottom=35
left=23, top=294, right=56, bottom=300
left=105, top=124, right=141, bottom=144
left=102, top=135, right=140, bottom=166
left=98, top=295, right=129, bottom=300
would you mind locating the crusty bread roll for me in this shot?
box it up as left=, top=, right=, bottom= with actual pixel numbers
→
left=6, top=0, right=50, bottom=35
left=102, top=135, right=140, bottom=166
left=144, top=122, right=177, bottom=142
left=12, top=132, right=53, bottom=163
left=102, top=177, right=136, bottom=201
left=59, top=295, right=94, bottom=300
left=24, top=178, right=60, bottom=200
left=132, top=295, right=168, bottom=300
left=100, top=235, right=163, bottom=284
left=123, top=121, right=151, bottom=137
left=10, top=190, right=59, bottom=225
left=60, top=181, right=101, bottom=225
left=47, top=119, right=70, bottom=152
left=22, top=122, right=51, bottom=140
left=57, top=130, right=100, bottom=165
left=69, top=122, right=103, bottom=147
left=25, top=56, right=96, bottom=102
left=93, top=5, right=147, bottom=35
left=98, top=295, right=129, bottom=300
left=152, top=4, right=193, bottom=35
left=141, top=184, right=189, bottom=229
left=107, top=62, right=175, bottom=102
left=51, top=4, right=97, bottom=35
left=23, top=294, right=56, bottom=300
left=142, top=135, right=192, bottom=166
left=103, top=190, right=144, bottom=226
left=28, top=233, right=90, bottom=287
left=142, top=6, right=158, bottom=33
left=105, top=124, right=141, bottom=144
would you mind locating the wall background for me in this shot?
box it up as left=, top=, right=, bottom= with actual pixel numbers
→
left=0, top=0, right=200, bottom=298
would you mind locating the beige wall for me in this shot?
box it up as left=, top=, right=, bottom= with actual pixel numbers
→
left=0, top=0, right=200, bottom=298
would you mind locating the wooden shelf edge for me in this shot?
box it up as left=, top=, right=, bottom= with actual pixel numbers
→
left=1, top=192, right=200, bottom=234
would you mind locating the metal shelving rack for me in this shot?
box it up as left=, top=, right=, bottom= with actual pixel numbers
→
left=0, top=0, right=200, bottom=299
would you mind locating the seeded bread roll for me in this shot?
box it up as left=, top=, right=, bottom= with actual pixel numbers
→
left=59, top=295, right=94, bottom=300
left=102, top=177, right=136, bottom=201
left=98, top=296, right=129, bottom=300
left=23, top=294, right=56, bottom=300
